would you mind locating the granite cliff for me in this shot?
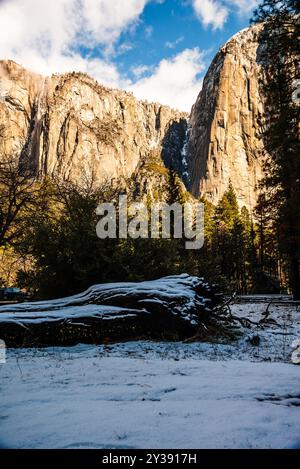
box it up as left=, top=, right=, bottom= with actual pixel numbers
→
left=0, top=60, right=187, bottom=187
left=188, top=24, right=265, bottom=209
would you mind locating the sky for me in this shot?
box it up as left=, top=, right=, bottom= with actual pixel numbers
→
left=0, top=0, right=259, bottom=112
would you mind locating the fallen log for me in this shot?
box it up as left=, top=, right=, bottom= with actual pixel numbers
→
left=0, top=274, right=226, bottom=347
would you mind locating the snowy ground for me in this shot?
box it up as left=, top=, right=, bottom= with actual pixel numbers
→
left=0, top=301, right=299, bottom=449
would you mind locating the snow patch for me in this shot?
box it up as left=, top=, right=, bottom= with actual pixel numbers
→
left=0, top=347, right=300, bottom=449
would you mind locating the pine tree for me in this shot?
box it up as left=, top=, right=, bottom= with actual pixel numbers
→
left=212, top=185, right=243, bottom=292
left=167, top=169, right=188, bottom=205
left=252, top=1, right=300, bottom=299
left=240, top=206, right=258, bottom=291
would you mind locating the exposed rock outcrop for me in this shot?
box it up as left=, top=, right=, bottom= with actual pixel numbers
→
left=0, top=60, right=187, bottom=186
left=188, top=25, right=265, bottom=209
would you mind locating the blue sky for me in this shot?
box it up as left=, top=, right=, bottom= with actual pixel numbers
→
left=0, top=0, right=259, bottom=111
left=115, top=0, right=252, bottom=79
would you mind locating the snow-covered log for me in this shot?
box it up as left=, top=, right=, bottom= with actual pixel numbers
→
left=0, top=274, right=224, bottom=347
left=291, top=339, right=300, bottom=365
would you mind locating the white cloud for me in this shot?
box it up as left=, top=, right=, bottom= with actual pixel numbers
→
left=81, top=0, right=150, bottom=45
left=228, top=0, right=259, bottom=15
left=0, top=0, right=150, bottom=78
left=165, top=36, right=184, bottom=49
left=145, top=26, right=154, bottom=38
left=132, top=64, right=153, bottom=78
left=192, top=0, right=258, bottom=30
left=129, top=48, right=206, bottom=112
left=117, top=43, right=134, bottom=55
left=192, top=0, right=229, bottom=30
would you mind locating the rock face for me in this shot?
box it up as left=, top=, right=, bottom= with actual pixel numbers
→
left=188, top=25, right=265, bottom=209
left=0, top=25, right=267, bottom=209
left=0, top=60, right=187, bottom=185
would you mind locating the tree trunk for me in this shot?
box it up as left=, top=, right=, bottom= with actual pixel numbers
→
left=291, top=257, right=300, bottom=301
left=0, top=274, right=225, bottom=347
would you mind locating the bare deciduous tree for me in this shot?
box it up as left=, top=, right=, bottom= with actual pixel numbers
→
left=0, top=154, right=40, bottom=247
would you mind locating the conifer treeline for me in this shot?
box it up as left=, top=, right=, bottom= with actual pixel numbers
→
left=252, top=0, right=300, bottom=299
left=0, top=169, right=283, bottom=299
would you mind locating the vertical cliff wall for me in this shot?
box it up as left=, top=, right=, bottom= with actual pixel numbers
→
left=188, top=25, right=265, bottom=209
left=0, top=60, right=187, bottom=186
